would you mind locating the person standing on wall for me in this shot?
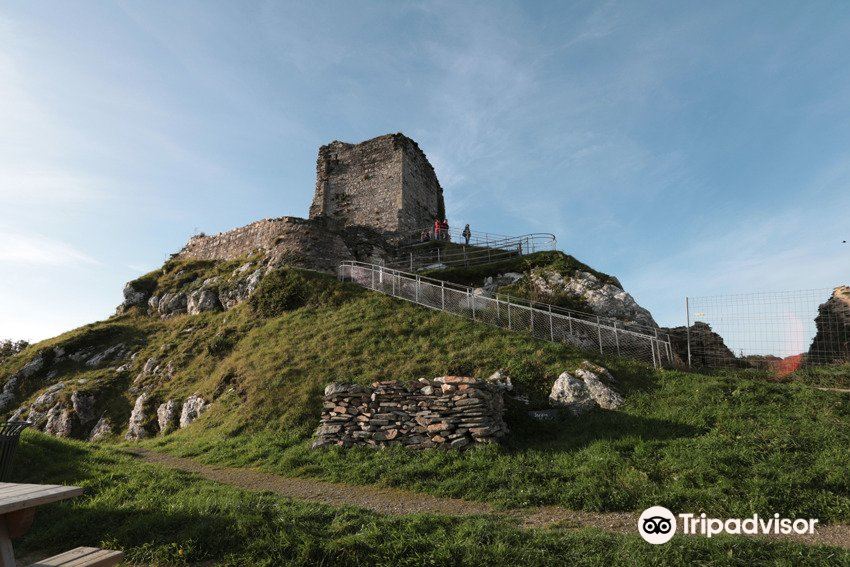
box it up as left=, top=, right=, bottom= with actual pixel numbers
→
left=433, top=217, right=441, bottom=240
left=441, top=218, right=450, bottom=241
left=462, top=224, right=471, bottom=245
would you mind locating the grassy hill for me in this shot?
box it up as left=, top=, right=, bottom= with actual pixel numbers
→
left=3, top=252, right=850, bottom=563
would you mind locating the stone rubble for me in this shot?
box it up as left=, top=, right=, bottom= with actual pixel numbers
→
left=312, top=376, right=508, bottom=450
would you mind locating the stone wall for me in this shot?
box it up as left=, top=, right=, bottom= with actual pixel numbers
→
left=310, top=133, right=445, bottom=235
left=312, top=377, right=508, bottom=450
left=175, top=216, right=391, bottom=273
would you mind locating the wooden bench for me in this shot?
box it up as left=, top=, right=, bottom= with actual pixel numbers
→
left=28, top=546, right=123, bottom=567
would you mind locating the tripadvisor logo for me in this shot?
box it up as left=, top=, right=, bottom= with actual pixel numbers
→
left=638, top=506, right=819, bottom=544
left=638, top=506, right=677, bottom=544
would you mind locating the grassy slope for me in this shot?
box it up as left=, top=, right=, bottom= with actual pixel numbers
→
left=3, top=258, right=850, bottom=529
left=14, top=433, right=850, bottom=566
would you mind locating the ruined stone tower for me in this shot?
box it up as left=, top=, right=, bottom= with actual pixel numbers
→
left=309, top=133, right=445, bottom=235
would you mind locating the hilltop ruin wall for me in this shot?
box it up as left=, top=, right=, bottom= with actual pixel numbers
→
left=310, top=133, right=445, bottom=235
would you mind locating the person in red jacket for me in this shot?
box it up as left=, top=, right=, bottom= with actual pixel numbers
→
left=433, top=217, right=441, bottom=240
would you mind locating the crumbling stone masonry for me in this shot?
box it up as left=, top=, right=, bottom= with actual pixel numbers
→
left=312, top=377, right=508, bottom=450
left=309, top=133, right=445, bottom=235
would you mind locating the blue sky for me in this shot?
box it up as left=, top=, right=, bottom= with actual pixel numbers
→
left=2, top=1, right=849, bottom=342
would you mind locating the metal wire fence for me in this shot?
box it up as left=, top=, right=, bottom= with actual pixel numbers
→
left=388, top=233, right=558, bottom=271
left=684, top=286, right=850, bottom=371
left=339, top=261, right=673, bottom=368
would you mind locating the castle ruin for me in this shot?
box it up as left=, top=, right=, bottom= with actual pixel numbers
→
left=177, top=133, right=444, bottom=271
left=309, top=133, right=445, bottom=235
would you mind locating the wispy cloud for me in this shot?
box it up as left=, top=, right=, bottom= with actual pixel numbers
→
left=0, top=231, right=99, bottom=267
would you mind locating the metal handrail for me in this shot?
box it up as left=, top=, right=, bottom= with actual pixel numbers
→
left=390, top=233, right=557, bottom=271
left=338, top=260, right=673, bottom=367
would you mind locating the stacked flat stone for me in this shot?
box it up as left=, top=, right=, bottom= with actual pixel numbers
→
left=312, top=376, right=508, bottom=450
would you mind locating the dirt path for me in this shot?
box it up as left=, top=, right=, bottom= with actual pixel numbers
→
left=131, top=449, right=850, bottom=549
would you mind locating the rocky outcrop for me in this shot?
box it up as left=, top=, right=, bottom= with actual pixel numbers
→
left=0, top=351, right=47, bottom=412
left=179, top=395, right=207, bottom=428
left=187, top=289, right=222, bottom=315
left=119, top=281, right=152, bottom=312
left=88, top=416, right=113, bottom=442
left=808, top=286, right=850, bottom=363
left=312, top=377, right=508, bottom=450
left=156, top=292, right=188, bottom=317
left=125, top=393, right=150, bottom=440
left=664, top=322, right=736, bottom=368
left=530, top=270, right=657, bottom=327
left=549, top=362, right=624, bottom=416
left=71, top=391, right=97, bottom=424
left=157, top=399, right=179, bottom=434
left=44, top=403, right=75, bottom=438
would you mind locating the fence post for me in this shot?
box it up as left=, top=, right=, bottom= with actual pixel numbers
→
left=549, top=305, right=554, bottom=341
left=470, top=290, right=476, bottom=321
left=507, top=298, right=512, bottom=329
left=685, top=297, right=692, bottom=367
left=410, top=252, right=414, bottom=271
left=651, top=339, right=658, bottom=369
left=614, top=321, right=620, bottom=356
left=441, top=281, right=445, bottom=310
left=415, top=276, right=420, bottom=304
left=371, top=268, right=375, bottom=290
left=437, top=248, right=441, bottom=263
left=597, top=316, right=603, bottom=355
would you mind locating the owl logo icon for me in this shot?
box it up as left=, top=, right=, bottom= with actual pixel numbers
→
left=638, top=506, right=677, bottom=544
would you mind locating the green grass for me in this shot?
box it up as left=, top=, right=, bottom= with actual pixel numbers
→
left=5, top=259, right=850, bottom=533
left=149, top=368, right=850, bottom=523
left=13, top=433, right=850, bottom=566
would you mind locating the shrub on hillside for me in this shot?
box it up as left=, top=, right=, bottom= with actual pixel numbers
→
left=249, top=268, right=360, bottom=317
left=249, top=269, right=311, bottom=317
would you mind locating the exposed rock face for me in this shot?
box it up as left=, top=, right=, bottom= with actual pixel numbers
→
left=125, top=393, right=150, bottom=440
left=157, top=292, right=188, bottom=317
left=574, top=362, right=623, bottom=410
left=88, top=417, right=113, bottom=442
left=312, top=377, right=508, bottom=450
left=179, top=395, right=207, bottom=428
left=187, top=289, right=222, bottom=315
left=0, top=351, right=47, bottom=412
left=664, top=322, right=736, bottom=368
left=119, top=281, right=151, bottom=312
left=808, top=286, right=850, bottom=363
left=310, top=133, right=445, bottom=235
left=549, top=372, right=597, bottom=416
left=44, top=403, right=74, bottom=438
left=71, top=391, right=97, bottom=424
left=219, top=268, right=263, bottom=309
left=157, top=399, right=179, bottom=434
left=549, top=362, right=624, bottom=415
left=22, top=382, right=65, bottom=427
left=530, top=270, right=657, bottom=327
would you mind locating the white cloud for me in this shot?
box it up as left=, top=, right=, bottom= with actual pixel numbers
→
left=0, top=231, right=99, bottom=267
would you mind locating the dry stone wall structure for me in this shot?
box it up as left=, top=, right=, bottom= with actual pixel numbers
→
left=313, top=377, right=508, bottom=450
left=310, top=133, right=445, bottom=235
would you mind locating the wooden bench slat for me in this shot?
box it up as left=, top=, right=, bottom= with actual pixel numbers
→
left=29, top=546, right=123, bottom=567
left=62, top=549, right=123, bottom=567
left=0, top=485, right=84, bottom=515
left=28, top=546, right=99, bottom=565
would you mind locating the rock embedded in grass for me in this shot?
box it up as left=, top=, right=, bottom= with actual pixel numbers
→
left=312, top=377, right=509, bottom=450
left=548, top=361, right=624, bottom=415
